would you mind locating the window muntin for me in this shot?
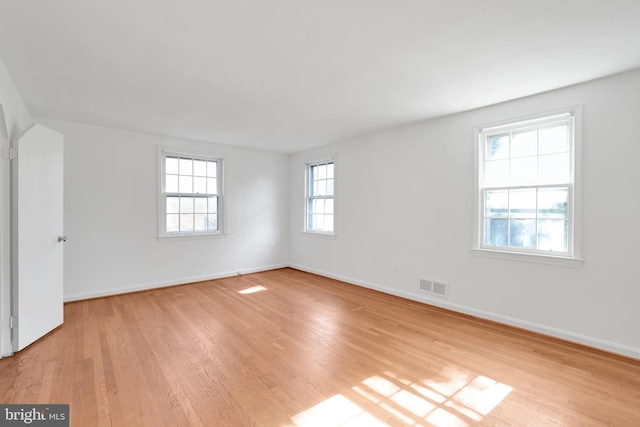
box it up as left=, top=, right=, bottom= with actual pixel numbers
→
left=306, top=160, right=334, bottom=234
left=483, top=186, right=569, bottom=251
left=478, top=112, right=576, bottom=256
left=160, top=152, right=223, bottom=236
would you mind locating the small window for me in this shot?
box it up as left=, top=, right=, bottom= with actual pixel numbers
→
left=159, top=150, right=224, bottom=237
left=305, top=160, right=335, bottom=234
left=475, top=107, right=582, bottom=260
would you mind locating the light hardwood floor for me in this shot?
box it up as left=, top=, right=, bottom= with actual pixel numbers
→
left=1, top=268, right=639, bottom=426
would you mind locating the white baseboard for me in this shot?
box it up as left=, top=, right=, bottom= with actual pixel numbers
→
left=237, top=264, right=288, bottom=276
left=289, top=264, right=640, bottom=360
left=63, top=263, right=288, bottom=302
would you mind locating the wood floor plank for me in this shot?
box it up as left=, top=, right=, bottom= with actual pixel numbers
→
left=1, top=267, right=639, bottom=426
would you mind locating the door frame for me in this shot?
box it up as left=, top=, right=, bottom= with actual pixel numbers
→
left=0, top=104, right=11, bottom=358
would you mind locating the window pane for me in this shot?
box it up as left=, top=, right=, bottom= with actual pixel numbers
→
left=166, top=197, right=179, bottom=214
left=180, top=213, right=193, bottom=231
left=509, top=189, right=536, bottom=219
left=539, top=153, right=570, bottom=182
left=484, top=159, right=509, bottom=185
left=194, top=197, right=208, bottom=213
left=325, top=199, right=334, bottom=215
left=318, top=180, right=327, bottom=196
left=207, top=178, right=217, bottom=194
left=207, top=214, right=218, bottom=230
left=166, top=175, right=178, bottom=193
left=207, top=161, right=217, bottom=177
left=486, top=134, right=509, bottom=160
left=484, top=190, right=508, bottom=218
left=179, top=158, right=193, bottom=175
left=317, top=164, right=327, bottom=180
left=509, top=219, right=536, bottom=248
left=478, top=113, right=575, bottom=255
left=326, top=179, right=334, bottom=196
left=538, top=188, right=568, bottom=219
left=163, top=154, right=223, bottom=235
left=166, top=214, right=179, bottom=232
left=306, top=162, right=335, bottom=233
left=208, top=196, right=218, bottom=214
left=484, top=218, right=508, bottom=246
left=193, top=160, right=207, bottom=176
left=511, top=156, right=537, bottom=181
left=325, top=215, right=334, bottom=232
left=537, top=219, right=567, bottom=251
left=180, top=197, right=194, bottom=214
left=194, top=214, right=207, bottom=231
left=194, top=177, right=207, bottom=194
left=179, top=176, right=193, bottom=193
left=166, top=157, right=179, bottom=174
left=511, top=128, right=537, bottom=158
left=539, top=123, right=569, bottom=155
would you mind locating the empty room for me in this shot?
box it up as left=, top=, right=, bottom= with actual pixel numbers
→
left=1, top=1, right=640, bottom=426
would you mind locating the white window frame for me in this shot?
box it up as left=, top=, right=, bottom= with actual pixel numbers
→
left=158, top=148, right=226, bottom=239
left=472, top=106, right=583, bottom=266
left=304, top=158, right=336, bottom=236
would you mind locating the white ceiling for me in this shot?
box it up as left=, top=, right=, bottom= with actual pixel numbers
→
left=1, top=1, right=640, bottom=153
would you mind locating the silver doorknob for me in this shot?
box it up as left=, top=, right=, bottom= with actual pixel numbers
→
left=57, top=236, right=67, bottom=243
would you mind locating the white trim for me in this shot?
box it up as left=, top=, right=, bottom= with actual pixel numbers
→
left=288, top=264, right=639, bottom=360
left=0, top=104, right=12, bottom=358
left=63, top=263, right=288, bottom=302
left=303, top=156, right=336, bottom=236
left=571, top=105, right=584, bottom=261
left=471, top=248, right=583, bottom=267
left=472, top=105, right=583, bottom=263
left=157, top=147, right=226, bottom=238
left=158, top=232, right=229, bottom=242
left=478, top=108, right=575, bottom=133
left=302, top=230, right=337, bottom=239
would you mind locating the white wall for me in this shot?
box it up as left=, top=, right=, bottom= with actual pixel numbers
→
left=0, top=59, right=33, bottom=357
left=39, top=119, right=290, bottom=301
left=289, top=68, right=640, bottom=359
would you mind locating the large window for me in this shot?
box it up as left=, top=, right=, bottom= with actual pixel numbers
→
left=305, top=160, right=335, bottom=234
left=159, top=150, right=223, bottom=237
left=476, top=107, right=582, bottom=260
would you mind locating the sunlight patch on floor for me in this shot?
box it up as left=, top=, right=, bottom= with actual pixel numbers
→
left=238, top=285, right=267, bottom=294
left=291, top=394, right=386, bottom=427
left=290, top=367, right=512, bottom=426
left=451, top=375, right=513, bottom=416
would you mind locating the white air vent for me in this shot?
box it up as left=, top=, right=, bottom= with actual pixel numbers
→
left=432, top=281, right=448, bottom=297
left=419, top=278, right=433, bottom=292
left=419, top=277, right=448, bottom=298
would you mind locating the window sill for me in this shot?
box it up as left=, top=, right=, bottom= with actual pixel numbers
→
left=158, top=232, right=229, bottom=242
left=303, top=230, right=337, bottom=239
left=471, top=248, right=583, bottom=267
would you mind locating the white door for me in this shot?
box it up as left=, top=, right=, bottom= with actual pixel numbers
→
left=13, top=123, right=64, bottom=351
